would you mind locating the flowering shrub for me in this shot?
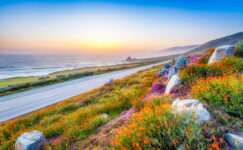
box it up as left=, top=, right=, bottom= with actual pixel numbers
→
left=150, top=82, right=165, bottom=93
left=164, top=63, right=171, bottom=69
left=0, top=64, right=161, bottom=150
left=196, top=48, right=215, bottom=65
left=191, top=75, right=243, bottom=118
left=180, top=57, right=243, bottom=84
left=113, top=98, right=226, bottom=150
left=187, top=55, right=201, bottom=63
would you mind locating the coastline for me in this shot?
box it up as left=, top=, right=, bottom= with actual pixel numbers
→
left=0, top=56, right=177, bottom=96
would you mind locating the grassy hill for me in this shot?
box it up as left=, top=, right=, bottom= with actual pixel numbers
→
left=186, top=32, right=243, bottom=56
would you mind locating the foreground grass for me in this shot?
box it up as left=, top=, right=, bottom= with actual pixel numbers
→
left=0, top=62, right=163, bottom=150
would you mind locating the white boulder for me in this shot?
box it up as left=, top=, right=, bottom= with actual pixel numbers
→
left=15, top=130, right=46, bottom=150
left=208, top=45, right=236, bottom=64
left=165, top=74, right=180, bottom=94
left=172, top=99, right=211, bottom=122
left=102, top=113, right=109, bottom=119
left=226, top=132, right=243, bottom=149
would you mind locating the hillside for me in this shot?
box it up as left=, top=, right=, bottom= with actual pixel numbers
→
left=1, top=43, right=242, bottom=150
left=157, top=45, right=199, bottom=54
left=189, top=32, right=243, bottom=53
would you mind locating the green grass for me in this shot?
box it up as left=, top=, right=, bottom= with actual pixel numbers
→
left=0, top=62, right=163, bottom=150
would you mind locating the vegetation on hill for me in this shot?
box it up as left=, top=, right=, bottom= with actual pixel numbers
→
left=0, top=44, right=242, bottom=150
left=0, top=62, right=162, bottom=150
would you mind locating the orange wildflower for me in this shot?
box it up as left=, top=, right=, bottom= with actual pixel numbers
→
left=224, top=97, right=228, bottom=101
left=172, top=140, right=176, bottom=145
left=139, top=127, right=145, bottom=131
left=211, top=143, right=219, bottom=150
left=235, top=137, right=238, bottom=146
left=220, top=138, right=223, bottom=143
left=213, top=136, right=216, bottom=141
left=144, top=139, right=149, bottom=144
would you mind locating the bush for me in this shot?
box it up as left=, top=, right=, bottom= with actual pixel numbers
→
left=235, top=41, right=243, bottom=57
left=195, top=47, right=215, bottom=65
left=180, top=57, right=243, bottom=84
left=191, top=75, right=243, bottom=118
left=113, top=98, right=214, bottom=150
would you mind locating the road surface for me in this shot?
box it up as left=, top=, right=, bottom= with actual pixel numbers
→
left=0, top=60, right=170, bottom=123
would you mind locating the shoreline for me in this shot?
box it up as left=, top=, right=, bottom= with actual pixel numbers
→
left=0, top=56, right=177, bottom=96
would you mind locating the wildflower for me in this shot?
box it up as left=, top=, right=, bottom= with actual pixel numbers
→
left=157, top=117, right=160, bottom=121
left=213, top=136, right=216, bottom=141
left=186, top=131, right=189, bottom=135
left=137, top=132, right=142, bottom=137
left=172, top=140, right=176, bottom=145
left=139, top=127, right=145, bottom=131
left=235, top=137, right=238, bottom=146
left=211, top=143, right=219, bottom=150
left=224, top=97, right=228, bottom=101
left=186, top=144, right=189, bottom=148
left=220, top=138, right=223, bottom=143
left=144, top=139, right=149, bottom=144
left=156, top=125, right=159, bottom=129
left=193, top=114, right=198, bottom=118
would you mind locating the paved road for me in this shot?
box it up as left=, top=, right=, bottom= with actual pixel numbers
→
left=0, top=60, right=171, bottom=123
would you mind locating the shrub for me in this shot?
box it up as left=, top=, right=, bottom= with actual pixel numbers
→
left=235, top=41, right=243, bottom=57
left=191, top=75, right=243, bottom=118
left=150, top=82, right=165, bottom=93
left=180, top=57, right=243, bottom=84
left=196, top=47, right=215, bottom=65
left=112, top=98, right=216, bottom=150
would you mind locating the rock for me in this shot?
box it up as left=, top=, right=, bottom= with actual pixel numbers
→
left=15, top=130, right=46, bottom=150
left=158, top=69, right=169, bottom=76
left=165, top=74, right=180, bottom=94
left=164, top=63, right=171, bottom=69
left=168, top=66, right=178, bottom=79
left=102, top=113, right=109, bottom=119
left=208, top=45, right=236, bottom=64
left=151, top=82, right=166, bottom=94
left=226, top=132, right=243, bottom=149
left=104, top=78, right=114, bottom=86
left=172, top=99, right=211, bottom=122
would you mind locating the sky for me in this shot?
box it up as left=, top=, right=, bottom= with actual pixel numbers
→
left=0, top=0, right=243, bottom=55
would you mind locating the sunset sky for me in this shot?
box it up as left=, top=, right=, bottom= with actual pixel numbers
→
left=0, top=0, right=243, bottom=55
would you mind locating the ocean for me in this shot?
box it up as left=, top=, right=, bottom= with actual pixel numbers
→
left=0, top=55, right=124, bottom=79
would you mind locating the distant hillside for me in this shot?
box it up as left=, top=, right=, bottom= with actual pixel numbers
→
left=158, top=45, right=199, bottom=54
left=190, top=32, right=243, bottom=53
